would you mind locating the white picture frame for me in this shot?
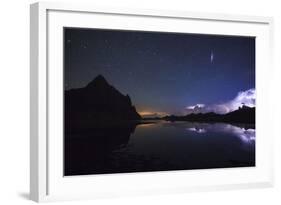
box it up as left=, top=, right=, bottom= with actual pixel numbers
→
left=30, top=2, right=274, bottom=202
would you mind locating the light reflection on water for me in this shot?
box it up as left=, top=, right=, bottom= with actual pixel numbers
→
left=184, top=122, right=255, bottom=144
left=65, top=121, right=255, bottom=175
left=187, top=127, right=207, bottom=133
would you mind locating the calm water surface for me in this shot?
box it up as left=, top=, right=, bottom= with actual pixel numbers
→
left=65, top=121, right=255, bottom=176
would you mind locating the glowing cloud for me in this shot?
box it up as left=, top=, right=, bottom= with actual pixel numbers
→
left=185, top=88, right=255, bottom=114
left=186, top=104, right=205, bottom=110
left=185, top=104, right=206, bottom=114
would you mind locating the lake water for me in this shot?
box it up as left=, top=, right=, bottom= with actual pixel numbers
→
left=64, top=121, right=255, bottom=176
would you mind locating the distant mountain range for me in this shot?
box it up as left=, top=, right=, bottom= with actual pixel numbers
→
left=155, top=105, right=255, bottom=124
left=65, top=75, right=141, bottom=128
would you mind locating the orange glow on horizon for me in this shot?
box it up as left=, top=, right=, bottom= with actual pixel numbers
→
left=138, top=111, right=168, bottom=117
left=138, top=111, right=155, bottom=116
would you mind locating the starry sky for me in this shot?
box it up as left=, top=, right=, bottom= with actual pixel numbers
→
left=64, top=28, right=255, bottom=116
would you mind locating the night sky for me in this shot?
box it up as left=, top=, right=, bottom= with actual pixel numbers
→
left=64, top=28, right=255, bottom=116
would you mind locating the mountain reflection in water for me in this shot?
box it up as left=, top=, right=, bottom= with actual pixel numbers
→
left=64, top=121, right=255, bottom=176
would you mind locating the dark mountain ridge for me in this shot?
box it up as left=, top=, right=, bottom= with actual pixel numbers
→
left=162, top=105, right=255, bottom=124
left=65, top=75, right=141, bottom=128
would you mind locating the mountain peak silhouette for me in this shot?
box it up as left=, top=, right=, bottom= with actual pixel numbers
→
left=65, top=75, right=141, bottom=127
left=86, top=74, right=109, bottom=89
